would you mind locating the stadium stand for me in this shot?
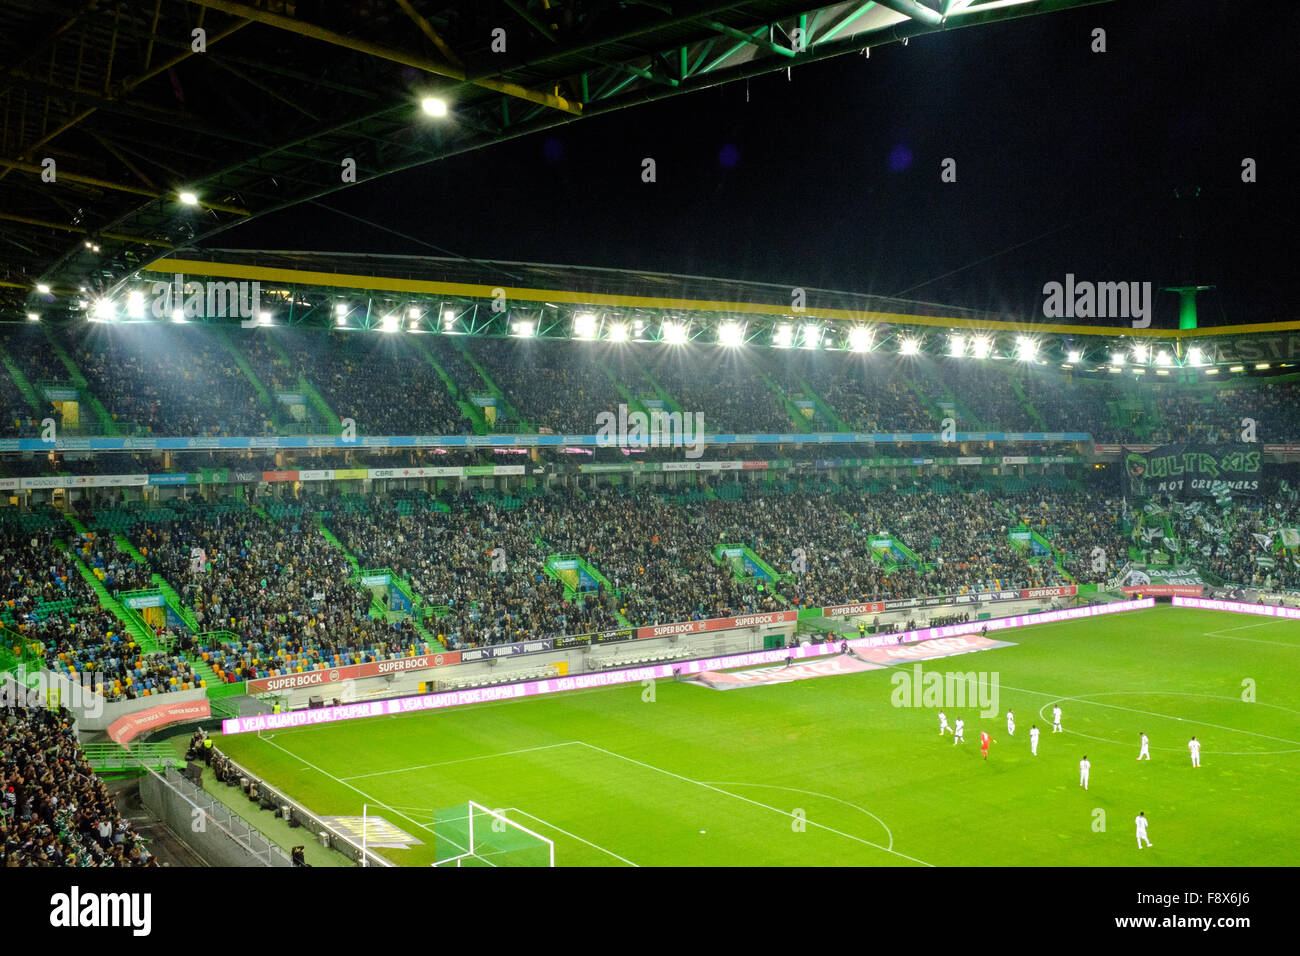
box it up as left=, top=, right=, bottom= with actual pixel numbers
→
left=0, top=705, right=156, bottom=866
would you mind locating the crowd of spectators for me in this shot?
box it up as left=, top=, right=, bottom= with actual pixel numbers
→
left=3, top=474, right=1297, bottom=698
left=644, top=348, right=797, bottom=433
left=260, top=330, right=468, bottom=435
left=1146, top=380, right=1300, bottom=444
left=5, top=322, right=1300, bottom=444
left=2, top=526, right=197, bottom=700
left=121, top=501, right=429, bottom=680
left=324, top=490, right=622, bottom=645
left=464, top=339, right=631, bottom=435
left=314, top=482, right=1098, bottom=636
left=1, top=706, right=155, bottom=866
left=57, top=324, right=270, bottom=437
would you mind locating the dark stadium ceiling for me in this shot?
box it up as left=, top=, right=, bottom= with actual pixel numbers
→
left=1, top=0, right=1114, bottom=317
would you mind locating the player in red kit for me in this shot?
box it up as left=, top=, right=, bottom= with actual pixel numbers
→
left=980, top=731, right=996, bottom=760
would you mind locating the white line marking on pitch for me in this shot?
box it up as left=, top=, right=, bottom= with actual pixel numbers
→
left=866, top=656, right=1300, bottom=750
left=1031, top=693, right=1300, bottom=748
left=574, top=741, right=932, bottom=867
left=341, top=742, right=581, bottom=781
left=699, top=783, right=894, bottom=850
left=504, top=808, right=639, bottom=867
left=256, top=734, right=441, bottom=847
left=1202, top=626, right=1300, bottom=648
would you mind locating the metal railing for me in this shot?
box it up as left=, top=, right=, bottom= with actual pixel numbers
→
left=139, top=765, right=292, bottom=867
left=82, top=741, right=180, bottom=773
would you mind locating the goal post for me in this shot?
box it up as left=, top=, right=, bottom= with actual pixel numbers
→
left=432, top=801, right=555, bottom=867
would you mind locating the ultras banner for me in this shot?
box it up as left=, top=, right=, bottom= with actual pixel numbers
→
left=1122, top=443, right=1263, bottom=498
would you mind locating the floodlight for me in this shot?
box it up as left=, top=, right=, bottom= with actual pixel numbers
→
left=848, top=327, right=873, bottom=352
left=718, top=322, right=744, bottom=347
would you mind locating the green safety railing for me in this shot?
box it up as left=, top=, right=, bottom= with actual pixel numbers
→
left=81, top=742, right=182, bottom=773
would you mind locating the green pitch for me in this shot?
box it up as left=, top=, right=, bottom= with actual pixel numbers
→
left=216, top=607, right=1300, bottom=866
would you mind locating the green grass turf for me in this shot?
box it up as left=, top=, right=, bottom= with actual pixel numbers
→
left=215, top=607, right=1300, bottom=866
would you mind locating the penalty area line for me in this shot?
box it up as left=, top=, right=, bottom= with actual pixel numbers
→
left=574, top=741, right=932, bottom=867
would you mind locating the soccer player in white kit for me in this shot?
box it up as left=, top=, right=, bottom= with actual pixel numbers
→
left=1029, top=724, right=1040, bottom=756
left=1137, top=732, right=1150, bottom=761
left=1079, top=755, right=1090, bottom=790
left=953, top=718, right=965, bottom=744
left=1052, top=705, right=1063, bottom=733
left=1135, top=812, right=1153, bottom=849
left=938, top=711, right=952, bottom=735
left=1188, top=736, right=1201, bottom=768
left=1006, top=710, right=1015, bottom=736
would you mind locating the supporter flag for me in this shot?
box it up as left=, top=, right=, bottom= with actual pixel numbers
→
left=1279, top=528, right=1300, bottom=550
left=491, top=547, right=507, bottom=573
left=190, top=547, right=206, bottom=573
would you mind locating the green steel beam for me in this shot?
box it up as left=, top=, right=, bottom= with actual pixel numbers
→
left=702, top=20, right=797, bottom=58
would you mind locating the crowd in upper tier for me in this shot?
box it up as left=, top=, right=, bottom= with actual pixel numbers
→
left=4, top=325, right=1299, bottom=442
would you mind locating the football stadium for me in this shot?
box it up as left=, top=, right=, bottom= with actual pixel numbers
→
left=0, top=0, right=1295, bottom=911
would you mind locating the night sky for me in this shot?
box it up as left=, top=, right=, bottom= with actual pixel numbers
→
left=221, top=0, right=1300, bottom=329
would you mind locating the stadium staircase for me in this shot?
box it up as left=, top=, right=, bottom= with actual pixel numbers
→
left=213, top=327, right=279, bottom=426
left=595, top=360, right=652, bottom=418
left=712, top=543, right=790, bottom=604
left=313, top=519, right=443, bottom=641
left=106, top=527, right=221, bottom=682
left=42, top=328, right=120, bottom=435
left=868, top=535, right=930, bottom=572
left=298, top=375, right=341, bottom=431
left=0, top=348, right=41, bottom=413
left=892, top=536, right=926, bottom=570
left=794, top=375, right=850, bottom=432
left=541, top=551, right=631, bottom=625
left=409, top=337, right=487, bottom=434
left=1008, top=378, right=1047, bottom=430
left=756, top=369, right=812, bottom=433
left=636, top=368, right=686, bottom=415
left=114, top=533, right=147, bottom=563
left=448, top=338, right=530, bottom=430
left=56, top=540, right=159, bottom=654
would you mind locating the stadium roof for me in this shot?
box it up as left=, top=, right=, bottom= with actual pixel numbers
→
left=35, top=248, right=1300, bottom=375
left=3, top=0, right=1113, bottom=316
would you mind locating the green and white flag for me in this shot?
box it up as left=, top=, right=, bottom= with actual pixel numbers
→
left=1280, top=527, right=1300, bottom=549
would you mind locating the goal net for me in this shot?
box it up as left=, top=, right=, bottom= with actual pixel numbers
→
left=431, top=802, right=555, bottom=867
